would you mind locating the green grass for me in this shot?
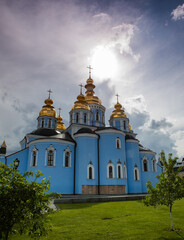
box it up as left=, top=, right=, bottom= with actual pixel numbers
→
left=10, top=199, right=184, bottom=240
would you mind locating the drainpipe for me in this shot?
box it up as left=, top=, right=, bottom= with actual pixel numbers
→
left=97, top=134, right=100, bottom=195
left=74, top=142, right=77, bottom=195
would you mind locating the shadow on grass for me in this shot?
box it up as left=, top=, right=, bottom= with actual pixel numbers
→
left=57, top=202, right=101, bottom=210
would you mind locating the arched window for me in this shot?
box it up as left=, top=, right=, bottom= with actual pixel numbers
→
left=45, top=145, right=56, bottom=167
left=48, top=118, right=52, bottom=128
left=107, top=164, right=114, bottom=179
left=84, top=113, right=87, bottom=123
left=152, top=159, right=156, bottom=172
left=143, top=159, right=148, bottom=172
left=65, top=152, right=70, bottom=167
left=117, top=164, right=123, bottom=179
left=87, top=164, right=94, bottom=180
left=124, top=163, right=127, bottom=179
left=31, top=146, right=38, bottom=167
left=32, top=151, right=37, bottom=167
left=134, top=167, right=139, bottom=181
left=116, top=137, right=121, bottom=149
left=76, top=113, right=79, bottom=123
left=96, top=111, right=99, bottom=121
left=63, top=146, right=72, bottom=168
left=41, top=119, right=44, bottom=128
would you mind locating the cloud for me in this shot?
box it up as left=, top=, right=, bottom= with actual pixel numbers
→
left=93, top=13, right=112, bottom=24
left=171, top=3, right=184, bottom=20
left=149, top=118, right=173, bottom=130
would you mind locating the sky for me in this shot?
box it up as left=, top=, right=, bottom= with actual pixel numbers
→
left=0, top=0, right=184, bottom=160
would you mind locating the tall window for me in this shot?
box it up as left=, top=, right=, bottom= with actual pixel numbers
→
left=116, top=137, right=121, bottom=149
left=87, top=164, right=94, bottom=180
left=152, top=159, right=156, bottom=172
left=143, top=159, right=148, bottom=172
left=124, top=163, right=127, bottom=179
left=107, top=164, right=114, bottom=179
left=48, top=119, right=52, bottom=128
left=41, top=119, right=44, bottom=128
left=32, top=151, right=36, bottom=167
left=96, top=111, right=99, bottom=121
left=117, top=164, right=123, bottom=179
left=124, top=121, right=126, bottom=130
left=76, top=113, right=79, bottom=123
left=48, top=150, right=54, bottom=166
left=65, top=152, right=70, bottom=167
left=102, top=113, right=105, bottom=124
left=134, top=167, right=139, bottom=181
left=84, top=113, right=87, bottom=123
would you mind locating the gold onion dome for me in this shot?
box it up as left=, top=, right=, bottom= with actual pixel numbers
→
left=57, top=111, right=66, bottom=130
left=1, top=140, right=7, bottom=148
left=110, top=95, right=127, bottom=120
left=72, top=83, right=90, bottom=110
left=39, top=90, right=56, bottom=118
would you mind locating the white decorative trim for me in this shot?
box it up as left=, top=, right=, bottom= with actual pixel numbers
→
left=63, top=146, right=72, bottom=168
left=30, top=145, right=38, bottom=167
left=97, top=129, right=125, bottom=135
left=28, top=138, right=75, bottom=146
left=45, top=144, right=56, bottom=167
left=87, top=164, right=95, bottom=180
left=126, top=139, right=139, bottom=143
left=107, top=163, right=115, bottom=179
left=152, top=158, right=157, bottom=172
left=124, top=163, right=127, bottom=179
left=117, top=163, right=123, bottom=179
left=74, top=133, right=98, bottom=139
left=142, top=156, right=149, bottom=172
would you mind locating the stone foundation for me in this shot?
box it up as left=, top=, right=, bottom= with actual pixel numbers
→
left=82, top=185, right=126, bottom=194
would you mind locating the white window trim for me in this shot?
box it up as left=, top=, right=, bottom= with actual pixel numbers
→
left=124, top=163, right=127, bottom=179
left=63, top=146, right=72, bottom=168
left=116, top=137, right=121, bottom=149
left=152, top=158, right=157, bottom=172
left=142, top=156, right=149, bottom=172
left=117, top=163, right=123, bottom=179
left=134, top=167, right=140, bottom=181
left=87, top=164, right=95, bottom=180
left=107, top=163, right=115, bottom=179
left=45, top=144, right=56, bottom=167
left=30, top=146, right=38, bottom=167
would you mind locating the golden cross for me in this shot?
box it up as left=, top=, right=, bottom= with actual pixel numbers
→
left=48, top=89, right=52, bottom=98
left=58, top=108, right=62, bottom=116
left=87, top=65, right=93, bottom=78
left=79, top=83, right=83, bottom=94
left=116, top=93, right=119, bottom=103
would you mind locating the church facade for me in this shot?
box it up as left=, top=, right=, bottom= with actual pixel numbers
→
left=0, top=70, right=162, bottom=194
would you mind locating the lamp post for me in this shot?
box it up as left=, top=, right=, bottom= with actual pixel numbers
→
left=14, top=158, right=20, bottom=169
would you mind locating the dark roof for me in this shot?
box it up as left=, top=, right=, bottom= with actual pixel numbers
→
left=139, top=144, right=154, bottom=153
left=30, top=129, right=75, bottom=143
left=96, top=127, right=118, bottom=131
left=0, top=147, right=6, bottom=154
left=125, top=134, right=136, bottom=140
left=75, top=128, right=96, bottom=135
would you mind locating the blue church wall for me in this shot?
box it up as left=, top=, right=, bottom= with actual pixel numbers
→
left=6, top=148, right=29, bottom=174
left=27, top=140, right=75, bottom=194
left=139, top=152, right=161, bottom=193
left=90, top=107, right=105, bottom=127
left=98, top=130, right=127, bottom=189
left=38, top=117, right=56, bottom=129
left=126, top=140, right=142, bottom=193
left=75, top=134, right=98, bottom=194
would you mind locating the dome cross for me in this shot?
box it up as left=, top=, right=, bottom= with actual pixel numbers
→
left=116, top=93, right=120, bottom=103
left=87, top=65, right=93, bottom=78
left=48, top=89, right=52, bottom=99
left=79, top=83, right=84, bottom=94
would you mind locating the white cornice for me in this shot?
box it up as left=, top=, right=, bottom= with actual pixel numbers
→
left=74, top=133, right=99, bottom=139
left=96, top=129, right=125, bottom=135
left=27, top=138, right=75, bottom=147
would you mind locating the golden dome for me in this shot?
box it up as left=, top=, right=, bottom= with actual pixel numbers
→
left=57, top=115, right=66, bottom=130
left=1, top=140, right=7, bottom=148
left=129, top=123, right=132, bottom=131
left=72, top=93, right=90, bottom=110
left=110, top=100, right=127, bottom=120
left=39, top=91, right=56, bottom=118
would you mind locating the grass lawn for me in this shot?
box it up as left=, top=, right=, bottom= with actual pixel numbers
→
left=10, top=198, right=184, bottom=240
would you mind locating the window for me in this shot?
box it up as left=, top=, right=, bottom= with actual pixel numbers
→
left=124, top=121, right=126, bottom=130
left=48, top=150, right=54, bottom=166
left=117, top=164, right=123, bottom=179
left=31, top=146, right=38, bottom=167
left=45, top=145, right=56, bottom=167
left=134, top=167, right=139, bottom=181
left=41, top=119, right=44, bottom=128
left=63, top=146, right=72, bottom=168
left=87, top=164, right=94, bottom=179
left=124, top=163, right=127, bottom=179
left=84, top=113, right=87, bottom=123
left=152, top=159, right=156, bottom=172
left=76, top=113, right=79, bottom=123
left=48, top=118, right=52, bottom=128
left=107, top=164, right=114, bottom=179
left=96, top=111, right=99, bottom=121
left=143, top=159, right=148, bottom=172
left=116, top=137, right=121, bottom=149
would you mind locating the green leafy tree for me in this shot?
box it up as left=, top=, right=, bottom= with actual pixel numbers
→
left=0, top=162, right=60, bottom=240
left=144, top=151, right=184, bottom=231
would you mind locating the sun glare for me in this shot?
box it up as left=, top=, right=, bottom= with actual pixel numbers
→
left=91, top=46, right=118, bottom=80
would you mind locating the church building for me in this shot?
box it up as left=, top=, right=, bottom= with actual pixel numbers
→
left=0, top=68, right=162, bottom=194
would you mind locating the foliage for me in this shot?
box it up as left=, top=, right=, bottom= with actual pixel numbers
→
left=144, top=151, right=184, bottom=230
left=0, top=162, right=61, bottom=240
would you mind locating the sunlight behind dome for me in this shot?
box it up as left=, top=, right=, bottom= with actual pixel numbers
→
left=91, top=46, right=118, bottom=80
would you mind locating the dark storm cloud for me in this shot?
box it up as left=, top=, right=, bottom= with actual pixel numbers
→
left=149, top=118, right=173, bottom=130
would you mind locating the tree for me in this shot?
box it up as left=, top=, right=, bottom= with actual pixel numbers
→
left=144, top=151, right=184, bottom=231
left=0, top=162, right=60, bottom=240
